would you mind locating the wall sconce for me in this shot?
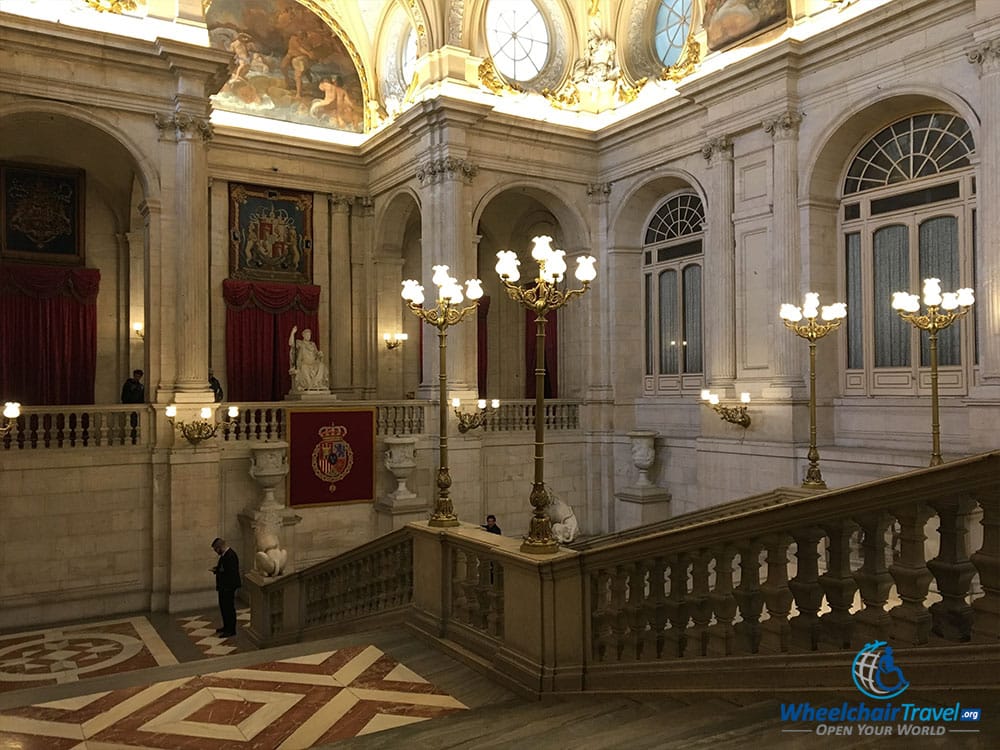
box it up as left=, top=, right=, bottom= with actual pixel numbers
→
left=383, top=332, right=408, bottom=350
left=132, top=322, right=145, bottom=339
left=701, top=389, right=751, bottom=428
left=452, top=398, right=500, bottom=433
left=165, top=404, right=239, bottom=446
left=1, top=401, right=21, bottom=437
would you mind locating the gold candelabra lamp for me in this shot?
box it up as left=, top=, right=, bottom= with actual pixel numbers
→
left=1, top=402, right=21, bottom=437
left=495, top=235, right=597, bottom=554
left=891, top=279, right=974, bottom=466
left=166, top=405, right=240, bottom=446
left=779, top=293, right=847, bottom=488
left=383, top=332, right=408, bottom=350
left=453, top=398, right=500, bottom=433
left=401, top=268, right=484, bottom=527
left=700, top=390, right=751, bottom=428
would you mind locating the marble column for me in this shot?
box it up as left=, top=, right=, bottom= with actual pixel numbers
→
left=968, top=39, right=1000, bottom=385
left=154, top=111, right=213, bottom=401
left=701, top=137, right=736, bottom=388
left=351, top=196, right=377, bottom=400
left=763, top=112, right=803, bottom=389
left=329, top=194, right=354, bottom=395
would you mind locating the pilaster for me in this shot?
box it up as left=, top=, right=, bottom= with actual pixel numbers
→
left=701, top=136, right=736, bottom=387
left=329, top=194, right=354, bottom=395
left=762, top=111, right=803, bottom=391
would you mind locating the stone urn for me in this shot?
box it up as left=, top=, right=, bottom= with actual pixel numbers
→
left=627, top=430, right=658, bottom=488
left=249, top=440, right=289, bottom=510
left=384, top=435, right=417, bottom=501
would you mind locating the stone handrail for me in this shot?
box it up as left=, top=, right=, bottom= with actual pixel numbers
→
left=481, top=399, right=580, bottom=432
left=1, top=405, right=149, bottom=449
left=244, top=527, right=413, bottom=647
left=222, top=400, right=429, bottom=441
left=408, top=452, right=1000, bottom=696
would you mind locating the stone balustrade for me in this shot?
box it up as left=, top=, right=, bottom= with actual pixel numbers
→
left=1, top=405, right=148, bottom=449
left=243, top=527, right=413, bottom=646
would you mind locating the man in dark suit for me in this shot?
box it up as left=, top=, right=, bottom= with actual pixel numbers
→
left=211, top=537, right=241, bottom=638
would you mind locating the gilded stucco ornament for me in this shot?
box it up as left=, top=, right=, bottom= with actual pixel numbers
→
left=660, top=35, right=700, bottom=83
left=544, top=12, right=643, bottom=113
left=84, top=0, right=137, bottom=12
left=478, top=58, right=524, bottom=96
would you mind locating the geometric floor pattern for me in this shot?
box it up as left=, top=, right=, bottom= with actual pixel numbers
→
left=0, top=643, right=467, bottom=749
left=0, top=617, right=178, bottom=694
left=177, top=610, right=253, bottom=658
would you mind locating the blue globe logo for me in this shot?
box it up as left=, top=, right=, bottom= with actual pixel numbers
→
left=852, top=641, right=909, bottom=700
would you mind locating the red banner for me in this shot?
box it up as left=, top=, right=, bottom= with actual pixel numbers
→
left=288, top=408, right=375, bottom=507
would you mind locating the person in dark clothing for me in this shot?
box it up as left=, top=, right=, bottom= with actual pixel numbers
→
left=211, top=537, right=241, bottom=637
left=483, top=514, right=502, bottom=535
left=120, top=369, right=144, bottom=404
left=208, top=371, right=224, bottom=402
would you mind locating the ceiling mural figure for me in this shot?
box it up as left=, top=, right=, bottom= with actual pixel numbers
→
left=206, top=0, right=364, bottom=133
left=704, top=0, right=789, bottom=52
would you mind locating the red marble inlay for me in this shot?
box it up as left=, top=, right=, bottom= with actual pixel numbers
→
left=0, top=731, right=82, bottom=750
left=186, top=698, right=266, bottom=725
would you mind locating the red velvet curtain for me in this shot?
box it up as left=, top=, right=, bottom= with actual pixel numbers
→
left=223, top=280, right=320, bottom=401
left=477, top=295, right=490, bottom=397
left=0, top=264, right=99, bottom=405
left=524, top=308, right=557, bottom=399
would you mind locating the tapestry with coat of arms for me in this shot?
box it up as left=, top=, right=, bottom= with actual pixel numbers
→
left=287, top=408, right=375, bottom=507
left=229, top=182, right=313, bottom=283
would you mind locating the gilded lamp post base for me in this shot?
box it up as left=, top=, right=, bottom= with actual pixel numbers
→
left=428, top=514, right=460, bottom=528
left=520, top=482, right=560, bottom=555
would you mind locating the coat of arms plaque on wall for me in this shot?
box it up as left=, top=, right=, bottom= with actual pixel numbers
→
left=229, top=182, right=313, bottom=283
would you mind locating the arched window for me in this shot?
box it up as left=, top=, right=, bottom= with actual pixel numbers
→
left=485, top=0, right=550, bottom=82
left=841, top=113, right=976, bottom=396
left=643, top=193, right=704, bottom=394
left=400, top=25, right=417, bottom=88
left=653, top=0, right=692, bottom=68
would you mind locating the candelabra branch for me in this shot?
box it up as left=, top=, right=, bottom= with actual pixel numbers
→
left=454, top=403, right=497, bottom=433
left=712, top=403, right=751, bottom=428
left=168, top=409, right=240, bottom=447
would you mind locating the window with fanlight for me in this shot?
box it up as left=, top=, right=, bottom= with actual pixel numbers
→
left=643, top=193, right=704, bottom=395
left=485, top=0, right=550, bottom=83
left=841, top=113, right=977, bottom=397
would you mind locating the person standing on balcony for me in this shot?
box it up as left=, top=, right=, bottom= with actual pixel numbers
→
left=120, top=369, right=144, bottom=403
left=209, top=370, right=224, bottom=402
left=483, top=514, right=502, bottom=535
left=211, top=538, right=241, bottom=638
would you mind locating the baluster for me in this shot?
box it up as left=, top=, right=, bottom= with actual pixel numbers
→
left=451, top=549, right=468, bottom=621
left=643, top=556, right=667, bottom=659
left=760, top=534, right=794, bottom=653
left=927, top=495, right=977, bottom=641
left=624, top=561, right=646, bottom=659
left=663, top=554, right=690, bottom=657
left=888, top=503, right=935, bottom=645
left=789, top=526, right=825, bottom=651
left=486, top=562, right=504, bottom=637
left=463, top=550, right=481, bottom=625
left=610, top=565, right=628, bottom=660
left=971, top=488, right=1000, bottom=641
left=688, top=550, right=713, bottom=657
left=591, top=569, right=612, bottom=661
left=97, top=412, right=108, bottom=446
left=475, top=553, right=493, bottom=630
left=734, top=542, right=764, bottom=654
left=819, top=520, right=858, bottom=649
left=852, top=511, right=894, bottom=644
left=708, top=546, right=738, bottom=656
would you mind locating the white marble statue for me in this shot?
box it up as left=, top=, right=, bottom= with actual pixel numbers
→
left=547, top=488, right=579, bottom=543
left=288, top=326, right=330, bottom=392
left=254, top=526, right=288, bottom=577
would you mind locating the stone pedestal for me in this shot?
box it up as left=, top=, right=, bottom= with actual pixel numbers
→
left=615, top=431, right=671, bottom=530
left=238, top=441, right=302, bottom=577
left=284, top=391, right=337, bottom=401
left=374, top=435, right=427, bottom=535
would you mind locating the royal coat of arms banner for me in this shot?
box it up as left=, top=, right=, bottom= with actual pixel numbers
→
left=1, top=162, right=85, bottom=264
left=288, top=408, right=375, bottom=507
left=229, top=182, right=313, bottom=283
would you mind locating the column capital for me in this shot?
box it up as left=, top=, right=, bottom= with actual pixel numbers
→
left=329, top=194, right=354, bottom=213
left=701, top=136, right=733, bottom=164
left=154, top=111, right=213, bottom=142
left=416, top=156, right=478, bottom=185
left=762, top=111, right=803, bottom=141
left=586, top=182, right=612, bottom=202
left=355, top=195, right=375, bottom=216
left=968, top=39, right=1000, bottom=76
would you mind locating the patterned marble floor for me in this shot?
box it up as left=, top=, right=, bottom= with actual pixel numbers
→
left=0, top=643, right=467, bottom=749
left=0, top=617, right=178, bottom=694
left=178, top=610, right=253, bottom=658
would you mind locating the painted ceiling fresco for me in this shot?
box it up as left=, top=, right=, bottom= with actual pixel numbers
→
left=704, top=0, right=789, bottom=52
left=206, top=0, right=364, bottom=132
